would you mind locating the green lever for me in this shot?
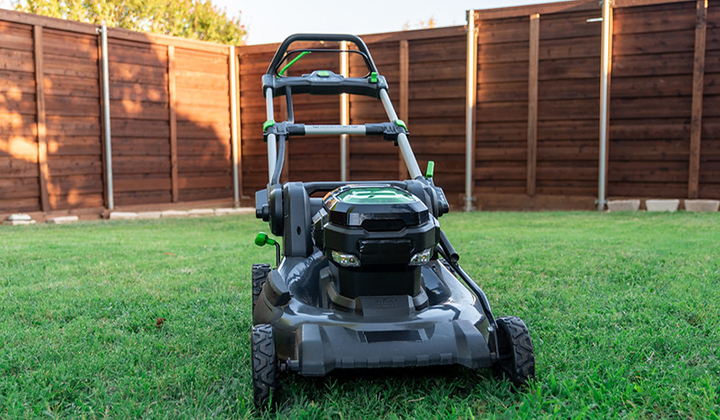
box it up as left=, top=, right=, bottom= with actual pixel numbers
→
left=254, top=232, right=277, bottom=247
left=279, top=51, right=312, bottom=76
left=426, top=161, right=435, bottom=179
left=255, top=232, right=280, bottom=266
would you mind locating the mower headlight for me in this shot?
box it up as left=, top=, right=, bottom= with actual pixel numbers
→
left=409, top=248, right=432, bottom=266
left=331, top=250, right=361, bottom=268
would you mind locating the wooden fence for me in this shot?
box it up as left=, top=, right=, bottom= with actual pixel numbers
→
left=473, top=1, right=604, bottom=209
left=0, top=9, right=234, bottom=214
left=469, top=0, right=719, bottom=209
left=2, top=0, right=720, bottom=215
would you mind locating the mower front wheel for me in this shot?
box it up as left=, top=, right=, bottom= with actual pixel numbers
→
left=494, top=316, right=535, bottom=388
left=251, top=324, right=279, bottom=409
left=251, top=263, right=271, bottom=311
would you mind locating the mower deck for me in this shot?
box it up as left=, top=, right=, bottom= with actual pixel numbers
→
left=254, top=256, right=497, bottom=376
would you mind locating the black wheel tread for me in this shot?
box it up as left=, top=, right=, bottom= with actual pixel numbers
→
left=495, top=316, right=535, bottom=388
left=251, top=263, right=271, bottom=311
left=251, top=324, right=277, bottom=409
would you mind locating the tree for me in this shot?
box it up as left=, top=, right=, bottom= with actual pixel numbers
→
left=403, top=17, right=436, bottom=31
left=12, top=0, right=246, bottom=44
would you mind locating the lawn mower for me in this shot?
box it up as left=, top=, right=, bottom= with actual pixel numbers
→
left=250, top=34, right=535, bottom=409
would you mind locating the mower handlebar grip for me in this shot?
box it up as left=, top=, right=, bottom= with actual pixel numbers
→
left=266, top=33, right=378, bottom=75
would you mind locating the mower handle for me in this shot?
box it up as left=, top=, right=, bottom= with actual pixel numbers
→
left=302, top=181, right=406, bottom=196
left=266, top=33, right=379, bottom=75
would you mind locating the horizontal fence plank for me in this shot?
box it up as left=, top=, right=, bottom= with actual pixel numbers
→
left=0, top=22, right=33, bottom=52
left=0, top=48, right=34, bottom=72
left=0, top=69, right=35, bottom=93
left=108, top=41, right=167, bottom=67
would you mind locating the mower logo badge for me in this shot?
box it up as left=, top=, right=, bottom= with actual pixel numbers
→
left=373, top=297, right=398, bottom=308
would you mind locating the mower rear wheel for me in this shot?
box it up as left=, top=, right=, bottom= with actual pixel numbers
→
left=251, top=263, right=271, bottom=311
left=494, top=316, right=535, bottom=388
left=251, top=324, right=278, bottom=409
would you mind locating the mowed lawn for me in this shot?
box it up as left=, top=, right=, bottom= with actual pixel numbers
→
left=1, top=211, right=719, bottom=419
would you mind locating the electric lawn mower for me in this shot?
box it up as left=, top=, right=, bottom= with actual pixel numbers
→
left=251, top=34, right=535, bottom=409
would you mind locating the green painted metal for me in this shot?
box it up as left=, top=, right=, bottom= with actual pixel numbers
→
left=336, top=187, right=416, bottom=205
left=255, top=232, right=277, bottom=246
left=279, top=51, right=312, bottom=76
left=426, top=161, right=435, bottom=179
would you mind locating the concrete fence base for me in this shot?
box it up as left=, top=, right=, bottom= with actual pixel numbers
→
left=607, top=200, right=641, bottom=212
left=684, top=200, right=720, bottom=212
left=646, top=199, right=680, bottom=212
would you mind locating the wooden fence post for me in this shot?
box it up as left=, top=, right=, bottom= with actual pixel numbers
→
left=167, top=45, right=179, bottom=202
left=33, top=25, right=50, bottom=212
left=464, top=10, right=478, bottom=212
left=689, top=0, right=707, bottom=199
left=399, top=39, right=410, bottom=180
left=527, top=14, right=540, bottom=196
left=236, top=50, right=244, bottom=202
left=229, top=45, right=241, bottom=207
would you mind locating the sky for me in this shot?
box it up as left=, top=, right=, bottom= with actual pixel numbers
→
left=215, top=0, right=568, bottom=45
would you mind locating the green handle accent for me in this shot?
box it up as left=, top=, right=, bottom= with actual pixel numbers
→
left=254, top=232, right=277, bottom=247
left=370, top=71, right=378, bottom=83
left=426, top=161, right=435, bottom=179
left=263, top=119, right=275, bottom=131
left=279, top=51, right=312, bottom=76
left=317, top=70, right=330, bottom=77
left=394, top=119, right=407, bottom=130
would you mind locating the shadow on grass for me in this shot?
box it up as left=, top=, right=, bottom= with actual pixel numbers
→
left=269, top=365, right=527, bottom=416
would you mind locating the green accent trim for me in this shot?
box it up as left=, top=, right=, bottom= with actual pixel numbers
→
left=336, top=187, right=416, bottom=205
left=370, top=71, right=378, bottom=83
left=394, top=119, right=407, bottom=130
left=263, top=119, right=275, bottom=131
left=317, top=70, right=330, bottom=77
left=426, top=161, right=435, bottom=179
left=254, top=232, right=277, bottom=247
left=279, top=51, right=312, bottom=76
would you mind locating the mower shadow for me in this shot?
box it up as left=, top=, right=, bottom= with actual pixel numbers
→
left=275, top=365, right=520, bottom=412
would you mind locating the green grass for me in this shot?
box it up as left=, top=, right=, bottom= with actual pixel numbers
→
left=1, top=212, right=719, bottom=419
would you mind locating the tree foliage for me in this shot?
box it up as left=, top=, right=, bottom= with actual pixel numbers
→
left=13, top=0, right=246, bottom=44
left=403, top=17, right=436, bottom=31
